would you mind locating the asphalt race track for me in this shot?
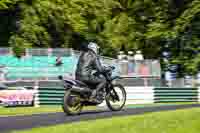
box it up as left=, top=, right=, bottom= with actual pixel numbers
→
left=1, top=104, right=200, bottom=132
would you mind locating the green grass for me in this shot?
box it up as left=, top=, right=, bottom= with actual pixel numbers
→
left=0, top=106, right=97, bottom=116
left=0, top=106, right=62, bottom=116
left=126, top=102, right=198, bottom=108
left=12, top=107, right=200, bottom=133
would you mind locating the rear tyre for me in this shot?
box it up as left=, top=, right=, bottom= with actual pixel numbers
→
left=62, top=90, right=83, bottom=115
left=106, top=84, right=126, bottom=111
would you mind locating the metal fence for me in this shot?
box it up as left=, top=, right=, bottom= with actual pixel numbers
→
left=26, top=48, right=73, bottom=57
left=0, top=48, right=161, bottom=86
left=3, top=80, right=199, bottom=105
left=117, top=60, right=161, bottom=77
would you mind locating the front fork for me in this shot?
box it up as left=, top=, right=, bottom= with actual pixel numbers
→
left=107, top=84, right=120, bottom=101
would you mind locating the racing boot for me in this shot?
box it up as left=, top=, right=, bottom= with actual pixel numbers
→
left=89, top=90, right=100, bottom=103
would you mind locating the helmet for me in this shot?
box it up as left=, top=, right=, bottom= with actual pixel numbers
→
left=88, top=42, right=100, bottom=54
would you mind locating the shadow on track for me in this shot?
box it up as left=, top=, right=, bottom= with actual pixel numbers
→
left=78, top=110, right=111, bottom=115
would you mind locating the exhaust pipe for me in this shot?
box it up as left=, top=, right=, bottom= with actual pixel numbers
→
left=71, top=86, right=92, bottom=94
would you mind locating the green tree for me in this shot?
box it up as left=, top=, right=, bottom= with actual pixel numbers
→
left=1, top=0, right=200, bottom=76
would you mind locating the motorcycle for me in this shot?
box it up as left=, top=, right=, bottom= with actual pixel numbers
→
left=58, top=66, right=126, bottom=115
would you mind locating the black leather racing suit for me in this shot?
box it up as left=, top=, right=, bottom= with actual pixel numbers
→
left=75, top=49, right=106, bottom=93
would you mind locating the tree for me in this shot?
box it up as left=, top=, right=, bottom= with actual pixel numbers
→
left=1, top=0, right=200, bottom=76
left=0, top=0, right=26, bottom=10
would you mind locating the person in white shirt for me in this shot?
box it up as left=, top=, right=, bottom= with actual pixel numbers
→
left=134, top=50, right=144, bottom=76
left=117, top=51, right=128, bottom=75
left=127, top=51, right=135, bottom=75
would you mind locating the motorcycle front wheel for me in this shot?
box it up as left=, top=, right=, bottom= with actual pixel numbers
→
left=106, top=84, right=126, bottom=111
left=62, top=90, right=83, bottom=115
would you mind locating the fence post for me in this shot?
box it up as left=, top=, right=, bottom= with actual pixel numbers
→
left=34, top=80, right=40, bottom=107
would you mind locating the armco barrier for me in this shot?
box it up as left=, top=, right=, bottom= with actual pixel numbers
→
left=125, top=87, right=154, bottom=104
left=38, top=87, right=64, bottom=105
left=198, top=88, right=200, bottom=102
left=37, top=87, right=155, bottom=106
left=36, top=86, right=200, bottom=106
left=154, top=87, right=199, bottom=103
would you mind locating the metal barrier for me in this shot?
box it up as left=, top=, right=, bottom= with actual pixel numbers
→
left=125, top=87, right=154, bottom=104
left=154, top=87, right=198, bottom=103
left=0, top=47, right=161, bottom=88
left=2, top=80, right=200, bottom=106
left=37, top=86, right=200, bottom=105
left=198, top=88, right=200, bottom=102
left=0, top=48, right=198, bottom=106
left=38, top=87, right=64, bottom=105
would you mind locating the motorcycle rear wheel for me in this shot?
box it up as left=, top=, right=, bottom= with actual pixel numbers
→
left=62, top=90, right=83, bottom=115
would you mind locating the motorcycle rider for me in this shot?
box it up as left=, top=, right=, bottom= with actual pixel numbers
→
left=75, top=41, right=107, bottom=102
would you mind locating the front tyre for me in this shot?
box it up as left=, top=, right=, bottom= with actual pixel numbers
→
left=62, top=90, right=83, bottom=115
left=106, top=84, right=126, bottom=111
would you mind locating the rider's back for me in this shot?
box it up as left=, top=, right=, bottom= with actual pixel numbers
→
left=75, top=50, right=95, bottom=80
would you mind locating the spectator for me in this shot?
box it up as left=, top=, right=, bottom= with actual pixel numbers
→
left=118, top=51, right=128, bottom=75
left=134, top=50, right=144, bottom=75
left=127, top=51, right=135, bottom=75
left=55, top=56, right=63, bottom=66
left=138, top=62, right=150, bottom=76
left=120, top=56, right=129, bottom=75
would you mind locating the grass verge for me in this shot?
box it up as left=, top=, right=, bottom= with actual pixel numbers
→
left=0, top=106, right=62, bottom=116
left=12, top=107, right=200, bottom=133
left=0, top=106, right=97, bottom=117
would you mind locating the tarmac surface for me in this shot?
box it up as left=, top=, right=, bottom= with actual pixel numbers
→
left=1, top=104, right=200, bottom=132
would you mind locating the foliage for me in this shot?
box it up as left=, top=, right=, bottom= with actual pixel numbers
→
left=0, top=0, right=23, bottom=9
left=0, top=0, right=200, bottom=76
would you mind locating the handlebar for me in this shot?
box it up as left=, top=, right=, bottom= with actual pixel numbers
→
left=110, top=66, right=115, bottom=70
left=104, top=66, right=115, bottom=72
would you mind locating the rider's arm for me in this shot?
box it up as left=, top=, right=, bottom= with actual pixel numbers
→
left=94, top=56, right=105, bottom=73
